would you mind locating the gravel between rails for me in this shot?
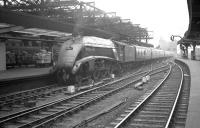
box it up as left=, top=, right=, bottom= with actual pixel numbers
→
left=49, top=65, right=167, bottom=128
left=0, top=60, right=168, bottom=128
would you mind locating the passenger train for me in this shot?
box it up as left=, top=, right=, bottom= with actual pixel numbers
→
left=53, top=36, right=173, bottom=86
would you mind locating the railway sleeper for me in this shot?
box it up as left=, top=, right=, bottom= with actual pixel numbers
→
left=176, top=105, right=188, bottom=109
left=152, top=97, right=175, bottom=100
left=39, top=111, right=55, bottom=115
left=150, top=100, right=174, bottom=104
left=153, top=97, right=175, bottom=100
left=158, top=90, right=179, bottom=93
left=148, top=101, right=174, bottom=104
left=146, top=104, right=172, bottom=108
left=73, top=98, right=89, bottom=102
left=143, top=107, right=170, bottom=112
left=129, top=122, right=163, bottom=128
left=77, top=96, right=92, bottom=99
left=87, top=93, right=101, bottom=97
left=178, top=100, right=189, bottom=104
left=99, top=87, right=115, bottom=91
left=173, top=122, right=186, bottom=127
left=137, top=114, right=166, bottom=119
left=47, top=108, right=62, bottom=112
left=96, top=90, right=110, bottom=94
left=69, top=101, right=83, bottom=104
left=54, top=106, right=70, bottom=110
left=139, top=110, right=169, bottom=115
left=175, top=112, right=187, bottom=117
left=154, top=94, right=176, bottom=97
left=133, top=118, right=166, bottom=124
left=61, top=103, right=75, bottom=107
left=180, top=96, right=189, bottom=100
left=30, top=114, right=48, bottom=120
left=174, top=116, right=187, bottom=122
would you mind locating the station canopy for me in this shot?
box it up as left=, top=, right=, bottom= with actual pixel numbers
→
left=0, top=23, right=23, bottom=34
left=0, top=23, right=72, bottom=43
left=185, top=0, right=200, bottom=45
left=14, top=28, right=71, bottom=38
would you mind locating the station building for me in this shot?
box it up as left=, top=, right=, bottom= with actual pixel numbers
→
left=0, top=23, right=71, bottom=71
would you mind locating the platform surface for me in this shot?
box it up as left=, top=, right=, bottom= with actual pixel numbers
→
left=178, top=59, right=200, bottom=128
left=0, top=67, right=51, bottom=81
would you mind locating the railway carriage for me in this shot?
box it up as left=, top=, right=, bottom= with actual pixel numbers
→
left=53, top=36, right=173, bottom=87
left=151, top=48, right=164, bottom=59
left=135, top=46, right=150, bottom=61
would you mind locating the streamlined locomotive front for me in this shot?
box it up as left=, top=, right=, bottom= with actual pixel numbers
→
left=55, top=36, right=118, bottom=85
left=55, top=37, right=83, bottom=84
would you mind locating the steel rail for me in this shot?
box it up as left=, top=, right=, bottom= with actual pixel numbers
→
left=164, top=62, right=184, bottom=128
left=0, top=64, right=169, bottom=127
left=113, top=63, right=172, bottom=128
left=0, top=84, right=58, bottom=106
left=33, top=64, right=170, bottom=128
left=0, top=66, right=150, bottom=125
left=33, top=77, right=143, bottom=128
left=5, top=71, right=148, bottom=128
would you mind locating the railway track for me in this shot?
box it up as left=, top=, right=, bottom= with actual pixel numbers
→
left=0, top=60, right=165, bottom=112
left=0, top=73, right=55, bottom=96
left=0, top=85, right=58, bottom=108
left=0, top=67, right=139, bottom=111
left=0, top=61, right=163, bottom=112
left=105, top=62, right=184, bottom=128
left=0, top=70, right=132, bottom=114
left=0, top=63, right=170, bottom=128
left=168, top=60, right=191, bottom=128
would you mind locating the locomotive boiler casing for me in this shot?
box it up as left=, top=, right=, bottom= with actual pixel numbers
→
left=54, top=36, right=119, bottom=84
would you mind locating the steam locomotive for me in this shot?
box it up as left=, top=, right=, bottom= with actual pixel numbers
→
left=53, top=36, right=173, bottom=86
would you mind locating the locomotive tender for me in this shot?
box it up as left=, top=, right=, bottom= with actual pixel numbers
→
left=53, top=36, right=173, bottom=86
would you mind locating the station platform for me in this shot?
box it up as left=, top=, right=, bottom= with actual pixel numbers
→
left=178, top=58, right=200, bottom=128
left=0, top=67, right=54, bottom=95
left=0, top=67, right=52, bottom=81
